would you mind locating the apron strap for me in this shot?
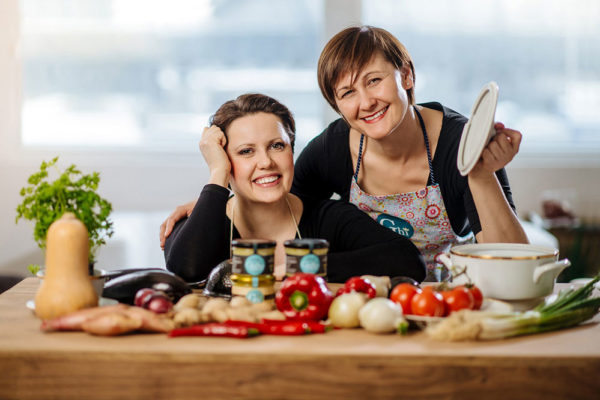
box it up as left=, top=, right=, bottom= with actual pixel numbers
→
left=414, top=106, right=436, bottom=184
left=353, top=134, right=365, bottom=180
left=353, top=106, right=436, bottom=184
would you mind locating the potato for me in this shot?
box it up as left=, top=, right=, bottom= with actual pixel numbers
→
left=174, top=294, right=201, bottom=312
left=173, top=308, right=202, bottom=328
left=230, top=296, right=251, bottom=308
left=257, top=310, right=286, bottom=321
left=202, top=298, right=229, bottom=314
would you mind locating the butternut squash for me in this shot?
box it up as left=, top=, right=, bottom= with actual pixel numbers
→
left=35, top=212, right=98, bottom=320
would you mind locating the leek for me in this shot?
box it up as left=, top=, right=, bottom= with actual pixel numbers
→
left=426, top=275, right=600, bottom=341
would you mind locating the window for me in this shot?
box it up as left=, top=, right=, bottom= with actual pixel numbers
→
left=364, top=0, right=600, bottom=154
left=20, top=0, right=323, bottom=151
left=18, top=0, right=600, bottom=157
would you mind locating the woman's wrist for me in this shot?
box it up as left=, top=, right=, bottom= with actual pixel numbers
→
left=208, top=169, right=230, bottom=187
left=467, top=163, right=497, bottom=184
left=467, top=169, right=498, bottom=192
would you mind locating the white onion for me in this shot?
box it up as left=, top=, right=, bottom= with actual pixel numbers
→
left=359, top=298, right=406, bottom=334
left=328, top=292, right=367, bottom=328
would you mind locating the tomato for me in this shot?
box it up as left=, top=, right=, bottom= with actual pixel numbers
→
left=337, top=277, right=377, bottom=299
left=410, top=288, right=445, bottom=317
left=465, top=285, right=483, bottom=310
left=389, top=283, right=420, bottom=314
left=441, top=286, right=474, bottom=314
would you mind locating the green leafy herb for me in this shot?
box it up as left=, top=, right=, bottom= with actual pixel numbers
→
left=15, top=157, right=114, bottom=270
left=27, top=264, right=41, bottom=276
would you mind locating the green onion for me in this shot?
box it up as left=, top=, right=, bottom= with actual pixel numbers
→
left=426, top=275, right=600, bottom=341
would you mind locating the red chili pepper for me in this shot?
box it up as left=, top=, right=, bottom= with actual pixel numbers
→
left=336, top=276, right=377, bottom=299
left=226, top=320, right=313, bottom=335
left=275, top=273, right=334, bottom=321
left=262, top=321, right=308, bottom=335
left=168, top=323, right=259, bottom=338
left=300, top=320, right=332, bottom=334
left=261, top=319, right=332, bottom=334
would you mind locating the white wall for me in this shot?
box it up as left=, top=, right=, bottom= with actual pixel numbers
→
left=508, top=164, right=600, bottom=222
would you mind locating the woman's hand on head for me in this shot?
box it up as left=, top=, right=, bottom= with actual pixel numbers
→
left=199, top=125, right=231, bottom=186
left=159, top=200, right=197, bottom=249
left=470, top=122, right=522, bottom=178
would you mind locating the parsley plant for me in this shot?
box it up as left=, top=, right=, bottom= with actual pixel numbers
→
left=15, top=157, right=114, bottom=274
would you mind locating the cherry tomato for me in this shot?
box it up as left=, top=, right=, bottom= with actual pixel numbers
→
left=410, top=288, right=445, bottom=317
left=337, top=277, right=377, bottom=299
left=465, top=284, right=483, bottom=310
left=390, top=283, right=420, bottom=314
left=441, top=286, right=474, bottom=314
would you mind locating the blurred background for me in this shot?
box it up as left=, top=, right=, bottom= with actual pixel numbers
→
left=1, top=0, right=599, bottom=283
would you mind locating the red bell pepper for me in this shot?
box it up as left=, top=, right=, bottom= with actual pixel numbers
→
left=275, top=273, right=333, bottom=321
left=336, top=276, right=377, bottom=299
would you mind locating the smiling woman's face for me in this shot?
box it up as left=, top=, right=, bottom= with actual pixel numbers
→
left=334, top=52, right=413, bottom=140
left=226, top=112, right=294, bottom=204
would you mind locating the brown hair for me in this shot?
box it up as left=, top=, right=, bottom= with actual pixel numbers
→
left=318, top=26, right=416, bottom=113
left=210, top=93, right=296, bottom=151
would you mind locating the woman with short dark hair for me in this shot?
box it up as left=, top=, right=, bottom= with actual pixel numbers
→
left=162, top=26, right=529, bottom=282
left=293, top=26, right=528, bottom=281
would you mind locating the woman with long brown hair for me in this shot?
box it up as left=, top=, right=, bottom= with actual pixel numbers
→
left=163, top=93, right=425, bottom=283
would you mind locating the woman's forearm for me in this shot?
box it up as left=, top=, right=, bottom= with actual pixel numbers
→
left=164, top=185, right=231, bottom=281
left=468, top=172, right=529, bottom=243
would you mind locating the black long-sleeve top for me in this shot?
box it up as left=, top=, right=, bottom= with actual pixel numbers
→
left=164, top=184, right=426, bottom=283
left=291, top=102, right=517, bottom=237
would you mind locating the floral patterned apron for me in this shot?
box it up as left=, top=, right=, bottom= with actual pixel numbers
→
left=349, top=107, right=473, bottom=281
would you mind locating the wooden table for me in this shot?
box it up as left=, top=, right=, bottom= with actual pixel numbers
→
left=1, top=278, right=599, bottom=400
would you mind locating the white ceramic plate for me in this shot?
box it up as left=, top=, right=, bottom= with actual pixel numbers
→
left=26, top=297, right=118, bottom=312
left=457, top=81, right=499, bottom=176
left=404, top=298, right=513, bottom=327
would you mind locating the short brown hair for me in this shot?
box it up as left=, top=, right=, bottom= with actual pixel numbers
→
left=318, top=26, right=416, bottom=113
left=210, top=93, right=296, bottom=151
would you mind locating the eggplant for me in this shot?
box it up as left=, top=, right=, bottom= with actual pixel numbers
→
left=102, top=270, right=192, bottom=305
left=202, top=260, right=233, bottom=299
left=100, top=267, right=167, bottom=282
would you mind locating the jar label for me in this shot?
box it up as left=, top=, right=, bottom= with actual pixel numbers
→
left=231, top=284, right=275, bottom=304
left=232, top=253, right=274, bottom=275
left=245, top=289, right=265, bottom=304
left=286, top=253, right=327, bottom=277
left=300, top=254, right=320, bottom=274
left=245, top=254, right=265, bottom=276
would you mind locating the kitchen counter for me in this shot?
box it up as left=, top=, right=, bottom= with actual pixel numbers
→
left=0, top=278, right=599, bottom=400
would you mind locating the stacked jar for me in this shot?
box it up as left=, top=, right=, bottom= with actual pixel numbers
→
left=230, top=239, right=276, bottom=304
left=284, top=239, right=329, bottom=279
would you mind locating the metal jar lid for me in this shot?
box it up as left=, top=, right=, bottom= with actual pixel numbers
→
left=283, top=238, right=329, bottom=249
left=232, top=239, right=277, bottom=249
left=230, top=273, right=275, bottom=287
